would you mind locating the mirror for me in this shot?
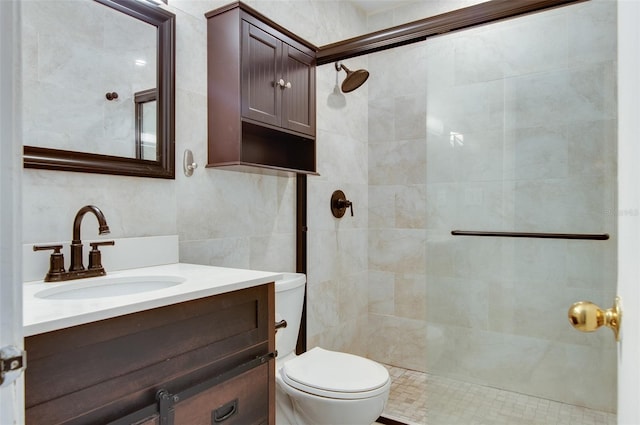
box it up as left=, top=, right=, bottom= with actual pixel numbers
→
left=23, top=0, right=175, bottom=179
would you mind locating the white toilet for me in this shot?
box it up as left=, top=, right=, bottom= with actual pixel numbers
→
left=275, top=273, right=390, bottom=425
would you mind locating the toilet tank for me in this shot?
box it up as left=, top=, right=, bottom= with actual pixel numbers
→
left=275, top=273, right=306, bottom=359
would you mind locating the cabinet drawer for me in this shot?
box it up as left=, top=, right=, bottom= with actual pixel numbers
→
left=174, top=362, right=269, bottom=425
left=131, top=362, right=269, bottom=425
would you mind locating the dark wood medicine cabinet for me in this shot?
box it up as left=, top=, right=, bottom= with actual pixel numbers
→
left=205, top=2, right=317, bottom=175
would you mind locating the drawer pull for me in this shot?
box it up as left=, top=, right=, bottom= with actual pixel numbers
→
left=212, top=399, right=238, bottom=423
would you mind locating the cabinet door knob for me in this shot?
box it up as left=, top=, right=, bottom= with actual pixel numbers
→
left=276, top=78, right=285, bottom=88
left=285, top=81, right=292, bottom=89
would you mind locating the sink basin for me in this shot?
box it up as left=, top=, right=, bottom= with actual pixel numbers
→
left=35, top=275, right=186, bottom=300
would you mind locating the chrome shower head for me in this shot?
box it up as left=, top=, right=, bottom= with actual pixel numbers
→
left=335, top=62, right=369, bottom=93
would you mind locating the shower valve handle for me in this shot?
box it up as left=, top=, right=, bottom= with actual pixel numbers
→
left=331, top=190, right=353, bottom=218
left=339, top=199, right=354, bottom=216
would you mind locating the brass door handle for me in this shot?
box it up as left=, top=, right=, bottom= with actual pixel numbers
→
left=568, top=297, right=621, bottom=341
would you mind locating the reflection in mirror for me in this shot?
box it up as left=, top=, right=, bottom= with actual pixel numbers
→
left=135, top=89, right=157, bottom=161
left=23, top=1, right=156, bottom=158
left=22, top=0, right=175, bottom=179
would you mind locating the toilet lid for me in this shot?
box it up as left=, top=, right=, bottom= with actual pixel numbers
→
left=281, top=347, right=390, bottom=400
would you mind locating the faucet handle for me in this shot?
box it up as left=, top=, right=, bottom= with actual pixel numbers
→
left=88, top=241, right=115, bottom=271
left=33, top=244, right=63, bottom=253
left=33, top=244, right=66, bottom=281
left=90, top=241, right=115, bottom=249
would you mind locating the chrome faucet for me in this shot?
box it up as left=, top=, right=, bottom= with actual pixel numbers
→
left=33, top=205, right=115, bottom=282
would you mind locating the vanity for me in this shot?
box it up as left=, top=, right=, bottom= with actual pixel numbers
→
left=23, top=263, right=281, bottom=425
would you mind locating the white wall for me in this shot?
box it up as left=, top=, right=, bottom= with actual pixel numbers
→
left=617, top=0, right=640, bottom=422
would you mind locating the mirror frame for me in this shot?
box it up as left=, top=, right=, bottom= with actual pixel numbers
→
left=23, top=0, right=176, bottom=179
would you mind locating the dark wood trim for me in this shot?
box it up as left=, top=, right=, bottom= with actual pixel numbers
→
left=295, top=175, right=307, bottom=278
left=134, top=89, right=157, bottom=104
left=267, top=282, right=276, bottom=425
left=159, top=0, right=176, bottom=178
left=295, top=173, right=307, bottom=355
left=94, top=0, right=170, bottom=26
left=134, top=88, right=157, bottom=160
left=317, top=0, right=586, bottom=65
left=376, top=415, right=409, bottom=425
left=24, top=0, right=176, bottom=179
left=23, top=146, right=174, bottom=179
left=451, top=230, right=610, bottom=240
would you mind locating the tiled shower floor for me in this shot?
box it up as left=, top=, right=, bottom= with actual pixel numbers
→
left=380, top=365, right=616, bottom=425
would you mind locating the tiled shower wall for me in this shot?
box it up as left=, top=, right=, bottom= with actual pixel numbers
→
left=366, top=0, right=617, bottom=412
left=305, top=56, right=369, bottom=355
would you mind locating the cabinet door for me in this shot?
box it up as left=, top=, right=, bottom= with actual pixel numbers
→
left=241, top=22, right=282, bottom=128
left=173, top=363, right=269, bottom=425
left=281, top=44, right=315, bottom=136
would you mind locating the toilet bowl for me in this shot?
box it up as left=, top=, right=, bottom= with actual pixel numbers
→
left=274, top=273, right=390, bottom=425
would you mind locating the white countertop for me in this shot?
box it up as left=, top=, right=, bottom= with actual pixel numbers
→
left=23, top=263, right=282, bottom=337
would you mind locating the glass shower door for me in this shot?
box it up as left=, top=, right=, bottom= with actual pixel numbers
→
left=423, top=0, right=617, bottom=414
left=367, top=1, right=619, bottom=423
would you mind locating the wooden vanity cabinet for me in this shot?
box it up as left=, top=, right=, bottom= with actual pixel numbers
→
left=24, top=283, right=275, bottom=425
left=205, top=2, right=317, bottom=174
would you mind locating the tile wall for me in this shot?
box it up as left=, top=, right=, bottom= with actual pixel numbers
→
left=21, top=0, right=369, bottom=355
left=366, top=0, right=617, bottom=412
left=305, top=54, right=369, bottom=356
left=365, top=0, right=486, bottom=33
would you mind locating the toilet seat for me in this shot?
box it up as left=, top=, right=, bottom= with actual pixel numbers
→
left=280, top=347, right=390, bottom=400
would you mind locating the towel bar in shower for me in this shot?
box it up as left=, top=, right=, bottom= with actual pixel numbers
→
left=450, top=230, right=610, bottom=240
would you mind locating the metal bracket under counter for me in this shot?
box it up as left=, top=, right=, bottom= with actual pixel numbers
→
left=110, top=352, right=277, bottom=425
